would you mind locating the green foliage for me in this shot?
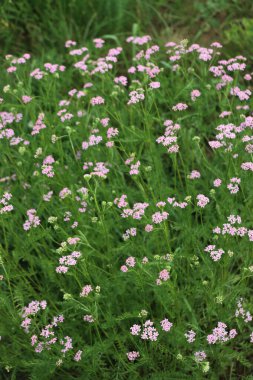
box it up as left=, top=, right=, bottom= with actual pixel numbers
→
left=1, top=0, right=253, bottom=56
left=225, top=18, right=253, bottom=57
left=0, top=1, right=253, bottom=379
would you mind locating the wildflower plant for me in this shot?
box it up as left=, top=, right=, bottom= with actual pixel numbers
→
left=0, top=34, right=253, bottom=379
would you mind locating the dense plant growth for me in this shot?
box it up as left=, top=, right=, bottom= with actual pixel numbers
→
left=0, top=34, right=253, bottom=379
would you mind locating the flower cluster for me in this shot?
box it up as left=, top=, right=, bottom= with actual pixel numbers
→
left=156, top=119, right=181, bottom=153
left=23, top=209, right=40, bottom=231
left=127, top=351, right=140, bottom=361
left=56, top=251, right=81, bottom=273
left=207, top=322, right=237, bottom=344
left=0, top=192, right=13, bottom=214
left=21, top=300, right=47, bottom=333
left=204, top=245, right=225, bottom=261
left=80, top=285, right=93, bottom=297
